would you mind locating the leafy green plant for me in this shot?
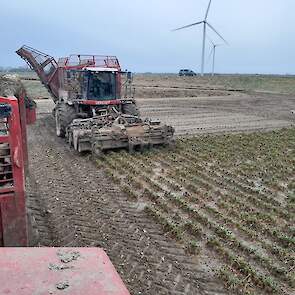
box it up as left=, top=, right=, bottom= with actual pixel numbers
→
left=186, top=240, right=201, bottom=255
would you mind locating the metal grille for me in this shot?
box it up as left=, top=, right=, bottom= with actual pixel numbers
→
left=20, top=45, right=56, bottom=66
left=0, top=143, right=13, bottom=188
left=58, top=55, right=120, bottom=69
left=0, top=118, right=9, bottom=136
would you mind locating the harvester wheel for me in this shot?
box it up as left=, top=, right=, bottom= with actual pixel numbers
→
left=55, top=103, right=77, bottom=137
left=166, top=138, right=176, bottom=150
left=122, top=102, right=140, bottom=117
left=92, top=142, right=103, bottom=158
left=128, top=142, right=135, bottom=154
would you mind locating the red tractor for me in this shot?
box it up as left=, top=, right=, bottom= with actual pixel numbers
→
left=17, top=46, right=174, bottom=154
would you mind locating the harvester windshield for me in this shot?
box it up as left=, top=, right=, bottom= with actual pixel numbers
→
left=62, top=68, right=119, bottom=102
left=85, top=71, right=117, bottom=101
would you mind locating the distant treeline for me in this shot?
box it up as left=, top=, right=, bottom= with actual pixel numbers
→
left=0, top=66, right=32, bottom=73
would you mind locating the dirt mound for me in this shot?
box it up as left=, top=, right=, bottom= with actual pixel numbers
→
left=0, top=74, right=24, bottom=97
left=0, top=74, right=36, bottom=110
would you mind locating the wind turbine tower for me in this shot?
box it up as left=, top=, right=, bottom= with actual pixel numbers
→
left=208, top=39, right=222, bottom=76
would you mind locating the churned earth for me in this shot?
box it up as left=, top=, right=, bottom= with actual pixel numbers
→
left=23, top=73, right=294, bottom=294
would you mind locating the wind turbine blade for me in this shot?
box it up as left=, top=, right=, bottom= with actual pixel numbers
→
left=206, top=22, right=228, bottom=45
left=172, top=21, right=204, bottom=31
left=205, top=0, right=212, bottom=20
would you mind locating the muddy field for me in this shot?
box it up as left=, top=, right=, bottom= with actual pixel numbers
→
left=19, top=72, right=295, bottom=99
left=35, top=93, right=294, bottom=136
left=26, top=114, right=228, bottom=295
left=22, top=74, right=295, bottom=294
left=21, top=73, right=294, bottom=135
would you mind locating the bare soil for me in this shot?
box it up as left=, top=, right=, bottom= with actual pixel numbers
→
left=0, top=74, right=23, bottom=97
left=138, top=93, right=294, bottom=135
left=35, top=91, right=294, bottom=136
left=133, top=75, right=242, bottom=98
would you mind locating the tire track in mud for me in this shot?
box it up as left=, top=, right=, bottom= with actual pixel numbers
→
left=26, top=114, right=229, bottom=295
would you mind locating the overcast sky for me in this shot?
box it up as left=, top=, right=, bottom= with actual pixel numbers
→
left=0, top=0, right=294, bottom=74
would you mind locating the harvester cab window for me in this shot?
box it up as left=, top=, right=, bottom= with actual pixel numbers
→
left=87, top=71, right=116, bottom=101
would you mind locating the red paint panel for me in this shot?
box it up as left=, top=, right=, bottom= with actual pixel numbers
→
left=25, top=108, right=36, bottom=125
left=0, top=247, right=130, bottom=295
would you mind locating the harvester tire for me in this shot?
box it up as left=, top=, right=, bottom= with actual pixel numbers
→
left=92, top=142, right=103, bottom=158
left=122, top=102, right=140, bottom=117
left=55, top=103, right=77, bottom=138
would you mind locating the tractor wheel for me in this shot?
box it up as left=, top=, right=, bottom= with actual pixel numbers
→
left=122, top=102, right=140, bottom=117
left=55, top=103, right=77, bottom=138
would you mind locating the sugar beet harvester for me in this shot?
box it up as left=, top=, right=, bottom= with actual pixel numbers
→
left=16, top=45, right=174, bottom=154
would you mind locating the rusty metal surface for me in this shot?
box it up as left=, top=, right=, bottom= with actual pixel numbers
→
left=0, top=247, right=130, bottom=295
left=68, top=114, right=175, bottom=153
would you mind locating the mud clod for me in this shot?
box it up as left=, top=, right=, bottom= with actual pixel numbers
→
left=48, top=263, right=73, bottom=271
left=57, top=250, right=81, bottom=263
left=55, top=281, right=69, bottom=290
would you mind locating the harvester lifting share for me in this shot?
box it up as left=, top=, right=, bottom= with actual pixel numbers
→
left=16, top=45, right=175, bottom=155
left=69, top=112, right=175, bottom=155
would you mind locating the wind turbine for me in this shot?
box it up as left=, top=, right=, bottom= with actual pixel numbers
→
left=207, top=38, right=222, bottom=76
left=172, top=0, right=227, bottom=76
